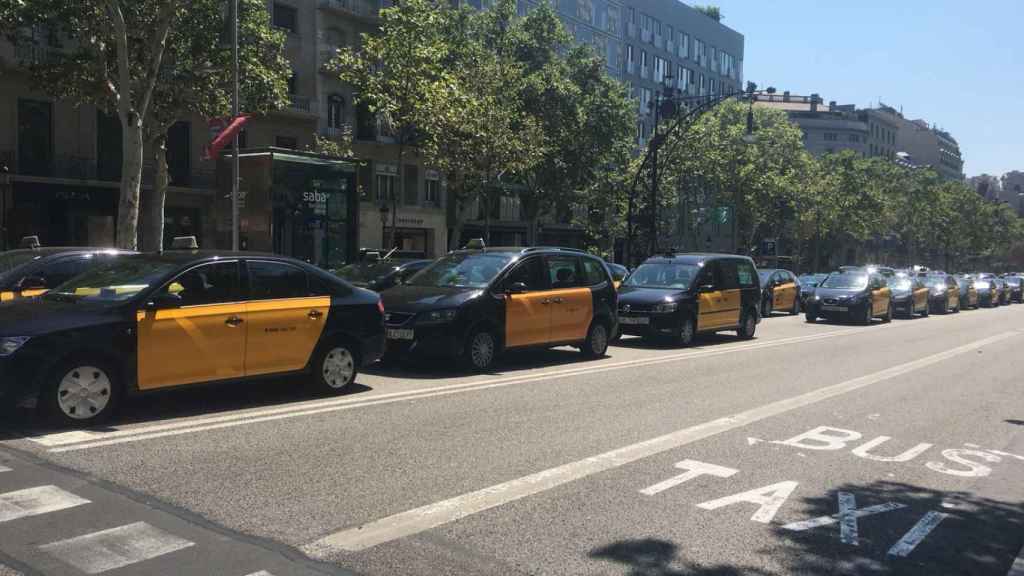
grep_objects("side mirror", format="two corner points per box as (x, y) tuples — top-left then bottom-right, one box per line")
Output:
(17, 276), (47, 290)
(507, 282), (529, 295)
(698, 283), (716, 293)
(147, 292), (182, 309)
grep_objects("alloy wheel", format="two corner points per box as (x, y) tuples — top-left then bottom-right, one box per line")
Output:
(470, 331), (496, 369)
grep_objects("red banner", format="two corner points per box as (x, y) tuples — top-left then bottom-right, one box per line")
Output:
(203, 115), (250, 160)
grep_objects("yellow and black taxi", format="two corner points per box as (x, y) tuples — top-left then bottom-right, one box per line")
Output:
(616, 253), (761, 345)
(804, 269), (893, 324)
(923, 272), (961, 314)
(757, 268), (801, 316)
(973, 273), (1001, 307)
(1002, 275), (1023, 303)
(0, 248), (134, 302)
(890, 273), (930, 318)
(954, 275), (979, 310)
(0, 251), (384, 426)
(379, 243), (618, 371)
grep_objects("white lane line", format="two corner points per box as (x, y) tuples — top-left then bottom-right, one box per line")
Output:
(39, 521), (194, 574)
(47, 327), (885, 453)
(301, 330), (1020, 554)
(0, 465), (11, 473)
(244, 572), (275, 576)
(0, 485), (90, 523)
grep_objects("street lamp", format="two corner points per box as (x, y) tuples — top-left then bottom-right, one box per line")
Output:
(379, 202), (390, 249)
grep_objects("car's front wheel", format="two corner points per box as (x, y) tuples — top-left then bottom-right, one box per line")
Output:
(861, 302), (873, 325)
(41, 358), (120, 427)
(314, 341), (358, 394)
(582, 321), (610, 358)
(462, 327), (498, 372)
(737, 308), (757, 339)
(883, 300), (893, 323)
(676, 315), (696, 347)
(790, 296), (800, 316)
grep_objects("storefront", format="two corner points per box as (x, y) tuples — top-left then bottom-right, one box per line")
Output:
(4, 180), (118, 247)
(219, 148), (359, 269)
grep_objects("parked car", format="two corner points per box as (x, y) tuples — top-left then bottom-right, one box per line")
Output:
(954, 275), (979, 310)
(334, 259), (432, 292)
(1001, 275), (1023, 303)
(922, 273), (961, 314)
(1, 248), (134, 303)
(757, 268), (801, 316)
(973, 274), (1001, 307)
(993, 276), (1011, 305)
(890, 274), (929, 318)
(0, 251), (384, 426)
(617, 253), (761, 345)
(804, 269), (893, 325)
(380, 244), (617, 371)
(605, 262), (630, 290)
(797, 273), (828, 306)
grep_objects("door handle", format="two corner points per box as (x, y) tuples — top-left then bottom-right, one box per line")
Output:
(541, 298), (551, 305)
(308, 310), (324, 320)
(225, 316), (244, 327)
(552, 297), (564, 304)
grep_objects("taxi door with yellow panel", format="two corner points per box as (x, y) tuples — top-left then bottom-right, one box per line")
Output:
(503, 256), (551, 348)
(772, 271), (797, 311)
(870, 275), (891, 316)
(544, 255), (593, 343)
(912, 277), (929, 313)
(136, 260), (246, 390)
(696, 261), (730, 331)
(243, 260), (332, 377)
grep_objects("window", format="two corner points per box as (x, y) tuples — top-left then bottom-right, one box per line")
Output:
(848, 134), (860, 143)
(627, 6), (635, 24)
(327, 94), (345, 129)
(248, 261), (308, 300)
(164, 262), (240, 307)
(309, 272), (343, 296)
(639, 87), (652, 112)
(356, 101), (375, 140)
(272, 3), (298, 33)
(275, 136), (297, 149)
(718, 259), (739, 290)
(504, 257), (545, 291)
(737, 260), (756, 288)
(680, 32), (689, 58)
(582, 258), (609, 286)
(287, 72), (297, 95)
(640, 49), (648, 68)
(823, 132), (838, 142)
(697, 261), (721, 289)
(654, 56), (665, 83)
(17, 99), (53, 176)
(404, 164), (419, 205)
(425, 175), (441, 205)
(626, 44), (634, 63)
(376, 172), (397, 203)
(547, 256), (581, 289)
(38, 256), (93, 288)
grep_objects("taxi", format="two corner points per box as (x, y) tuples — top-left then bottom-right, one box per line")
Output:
(757, 268), (800, 316)
(334, 258), (432, 292)
(0, 247), (133, 302)
(804, 269), (893, 324)
(955, 275), (979, 310)
(923, 273), (960, 314)
(616, 253), (761, 345)
(379, 242), (618, 371)
(973, 273), (1001, 307)
(890, 274), (929, 318)
(1003, 275), (1023, 303)
(0, 251), (384, 426)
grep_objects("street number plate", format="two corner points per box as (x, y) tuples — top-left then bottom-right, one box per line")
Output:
(386, 328), (414, 340)
(822, 305), (848, 312)
(619, 316), (650, 325)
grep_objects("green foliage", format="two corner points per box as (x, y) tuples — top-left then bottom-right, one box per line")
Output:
(692, 5), (723, 22)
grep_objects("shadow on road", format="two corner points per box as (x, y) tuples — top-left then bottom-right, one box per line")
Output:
(364, 347), (604, 380)
(589, 538), (771, 576)
(768, 480), (1024, 575)
(610, 333), (753, 351)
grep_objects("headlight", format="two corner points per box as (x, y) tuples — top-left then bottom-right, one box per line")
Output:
(975, 281), (990, 290)
(416, 309), (458, 325)
(653, 301), (678, 313)
(0, 337), (30, 357)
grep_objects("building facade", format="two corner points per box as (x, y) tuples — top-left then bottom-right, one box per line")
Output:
(867, 105), (964, 180)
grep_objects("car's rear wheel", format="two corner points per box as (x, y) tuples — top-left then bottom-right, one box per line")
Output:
(676, 315), (695, 347)
(42, 358), (120, 427)
(314, 340), (358, 394)
(922, 301), (930, 317)
(883, 300), (893, 323)
(462, 327), (498, 372)
(804, 310), (817, 323)
(761, 298), (772, 318)
(789, 296), (800, 315)
(582, 321), (609, 358)
(861, 303), (873, 325)
(737, 308), (757, 339)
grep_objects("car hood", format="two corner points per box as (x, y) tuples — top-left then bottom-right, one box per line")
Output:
(381, 284), (482, 313)
(617, 286), (691, 306)
(0, 298), (126, 337)
(812, 287), (867, 300)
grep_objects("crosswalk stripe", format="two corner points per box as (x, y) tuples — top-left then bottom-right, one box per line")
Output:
(0, 485), (90, 523)
(39, 521), (194, 574)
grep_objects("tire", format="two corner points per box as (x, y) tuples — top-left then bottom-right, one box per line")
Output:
(805, 310), (817, 323)
(582, 321), (610, 358)
(883, 300), (893, 323)
(789, 296), (800, 316)
(313, 339), (359, 394)
(40, 357), (121, 427)
(461, 327), (498, 372)
(861, 302), (873, 325)
(761, 298), (772, 319)
(676, 314), (696, 347)
(737, 308), (757, 339)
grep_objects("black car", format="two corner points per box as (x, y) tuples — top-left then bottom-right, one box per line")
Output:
(804, 270), (894, 324)
(1, 247), (134, 302)
(923, 273), (961, 314)
(616, 253), (761, 345)
(0, 252), (384, 426)
(334, 259), (432, 292)
(973, 273), (1001, 307)
(380, 245), (617, 371)
(890, 274), (929, 318)
(605, 262), (630, 289)
(1001, 275), (1023, 303)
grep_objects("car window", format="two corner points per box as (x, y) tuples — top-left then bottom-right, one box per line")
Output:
(160, 262), (240, 306)
(718, 259), (739, 290)
(309, 271), (344, 296)
(581, 258), (608, 287)
(248, 261), (309, 300)
(737, 261), (757, 288)
(547, 256), (582, 289)
(503, 257), (546, 291)
(698, 261), (722, 289)
(37, 255), (94, 288)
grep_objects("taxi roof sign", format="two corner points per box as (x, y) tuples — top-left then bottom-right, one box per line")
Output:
(170, 236), (199, 250)
(464, 238), (486, 250)
(19, 235), (41, 249)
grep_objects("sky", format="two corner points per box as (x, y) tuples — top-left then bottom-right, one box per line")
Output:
(710, 0), (1023, 178)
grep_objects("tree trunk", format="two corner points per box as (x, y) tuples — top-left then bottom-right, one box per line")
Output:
(142, 134), (169, 252)
(116, 117), (145, 250)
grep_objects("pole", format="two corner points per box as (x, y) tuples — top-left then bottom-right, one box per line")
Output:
(231, 0), (240, 252)
(649, 94), (659, 256)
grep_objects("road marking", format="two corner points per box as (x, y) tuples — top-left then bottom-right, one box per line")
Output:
(300, 330), (1019, 554)
(0, 465), (10, 473)
(0, 485), (90, 523)
(44, 327), (892, 453)
(39, 521), (194, 574)
(639, 459), (737, 496)
(887, 511), (948, 557)
(244, 572), (275, 576)
(695, 481), (799, 524)
(781, 500), (905, 540)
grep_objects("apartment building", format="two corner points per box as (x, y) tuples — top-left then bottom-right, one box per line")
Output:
(867, 104), (964, 180)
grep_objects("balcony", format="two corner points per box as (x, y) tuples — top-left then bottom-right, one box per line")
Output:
(318, 0), (382, 21)
(319, 43), (341, 72)
(286, 95), (317, 116)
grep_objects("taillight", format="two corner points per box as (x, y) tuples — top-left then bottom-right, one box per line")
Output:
(377, 299), (385, 314)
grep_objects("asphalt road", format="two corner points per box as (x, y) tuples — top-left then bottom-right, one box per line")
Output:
(2, 304), (1024, 575)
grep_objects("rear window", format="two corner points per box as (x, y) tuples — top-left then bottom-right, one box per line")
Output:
(737, 261), (757, 288)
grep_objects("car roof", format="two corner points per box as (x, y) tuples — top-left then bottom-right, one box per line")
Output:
(448, 246), (589, 257)
(2, 247), (134, 258)
(643, 252), (753, 264)
(124, 250), (313, 267)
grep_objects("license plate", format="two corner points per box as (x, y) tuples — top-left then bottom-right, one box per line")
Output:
(619, 316), (650, 325)
(386, 328), (414, 340)
(822, 305), (848, 312)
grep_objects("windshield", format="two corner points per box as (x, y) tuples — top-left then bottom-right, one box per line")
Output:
(0, 251), (42, 282)
(798, 274), (826, 287)
(624, 263), (700, 289)
(892, 278), (913, 291)
(44, 257), (179, 303)
(405, 253), (513, 288)
(335, 263), (399, 285)
(926, 276), (948, 287)
(820, 273), (868, 290)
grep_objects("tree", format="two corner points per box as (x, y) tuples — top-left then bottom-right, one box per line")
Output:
(692, 5), (723, 22)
